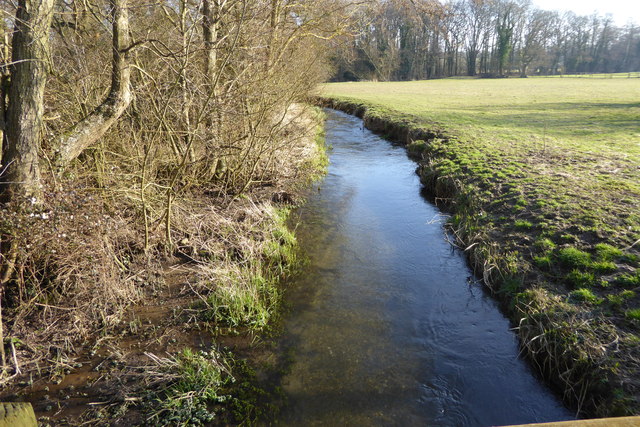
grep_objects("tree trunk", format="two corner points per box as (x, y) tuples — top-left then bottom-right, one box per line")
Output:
(202, 0), (221, 81)
(1, 31), (10, 163)
(467, 49), (477, 76)
(1, 0), (54, 203)
(53, 0), (131, 170)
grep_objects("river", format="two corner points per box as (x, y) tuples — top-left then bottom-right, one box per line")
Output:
(276, 109), (574, 426)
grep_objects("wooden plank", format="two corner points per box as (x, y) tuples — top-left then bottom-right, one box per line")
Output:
(504, 417), (640, 427)
(0, 402), (37, 427)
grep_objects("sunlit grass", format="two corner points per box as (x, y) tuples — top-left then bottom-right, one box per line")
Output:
(321, 78), (640, 248)
(322, 78), (640, 157)
(321, 78), (640, 414)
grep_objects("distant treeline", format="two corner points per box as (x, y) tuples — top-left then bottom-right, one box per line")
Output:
(330, 0), (640, 81)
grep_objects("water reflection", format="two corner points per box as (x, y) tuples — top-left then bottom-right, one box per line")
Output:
(278, 109), (573, 426)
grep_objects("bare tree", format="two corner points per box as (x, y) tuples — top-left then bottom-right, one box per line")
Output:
(52, 0), (131, 170)
(462, 0), (491, 76)
(518, 9), (555, 77)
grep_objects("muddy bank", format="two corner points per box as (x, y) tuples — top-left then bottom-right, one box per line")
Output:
(316, 97), (640, 418)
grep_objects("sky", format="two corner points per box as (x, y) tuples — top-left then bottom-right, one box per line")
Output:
(531, 0), (640, 26)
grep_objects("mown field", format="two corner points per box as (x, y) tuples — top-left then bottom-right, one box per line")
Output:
(321, 77), (640, 416)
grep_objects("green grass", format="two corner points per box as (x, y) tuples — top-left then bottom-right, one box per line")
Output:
(321, 77), (640, 416)
(204, 206), (299, 330)
(565, 269), (596, 289)
(557, 247), (592, 269)
(569, 288), (603, 305)
(146, 349), (229, 425)
(322, 79), (640, 224)
(514, 219), (533, 230)
(322, 78), (640, 272)
(595, 243), (623, 261)
(322, 78), (640, 158)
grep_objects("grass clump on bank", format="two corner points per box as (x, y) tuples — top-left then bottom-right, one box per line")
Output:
(201, 205), (300, 330)
(145, 349), (229, 426)
(320, 77), (640, 417)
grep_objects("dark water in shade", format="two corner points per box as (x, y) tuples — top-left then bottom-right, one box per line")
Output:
(277, 109), (574, 426)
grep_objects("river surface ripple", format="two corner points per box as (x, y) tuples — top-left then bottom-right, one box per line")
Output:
(278, 109), (574, 426)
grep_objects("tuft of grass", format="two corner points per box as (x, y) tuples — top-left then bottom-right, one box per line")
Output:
(565, 270), (596, 289)
(202, 206), (299, 330)
(534, 255), (552, 269)
(407, 140), (428, 158)
(606, 290), (635, 308)
(263, 208), (297, 267)
(535, 238), (557, 252)
(591, 261), (617, 274)
(625, 309), (640, 321)
(620, 253), (639, 266)
(568, 288), (603, 305)
(146, 349), (229, 426)
(557, 247), (592, 269)
(616, 272), (640, 288)
(514, 219), (533, 230)
(499, 277), (523, 297)
(595, 243), (623, 261)
(206, 269), (279, 329)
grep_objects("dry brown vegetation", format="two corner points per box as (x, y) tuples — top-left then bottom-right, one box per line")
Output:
(0, 0), (346, 422)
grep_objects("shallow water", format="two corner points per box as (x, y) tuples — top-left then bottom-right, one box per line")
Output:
(278, 109), (574, 426)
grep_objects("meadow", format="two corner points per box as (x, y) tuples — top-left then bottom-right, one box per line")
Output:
(321, 77), (640, 416)
(322, 78), (640, 248)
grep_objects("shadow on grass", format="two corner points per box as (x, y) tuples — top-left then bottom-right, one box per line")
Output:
(454, 101), (640, 141)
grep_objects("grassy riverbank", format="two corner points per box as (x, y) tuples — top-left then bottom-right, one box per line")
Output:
(321, 78), (640, 417)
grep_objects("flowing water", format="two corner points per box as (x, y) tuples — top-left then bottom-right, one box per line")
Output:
(277, 109), (574, 426)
